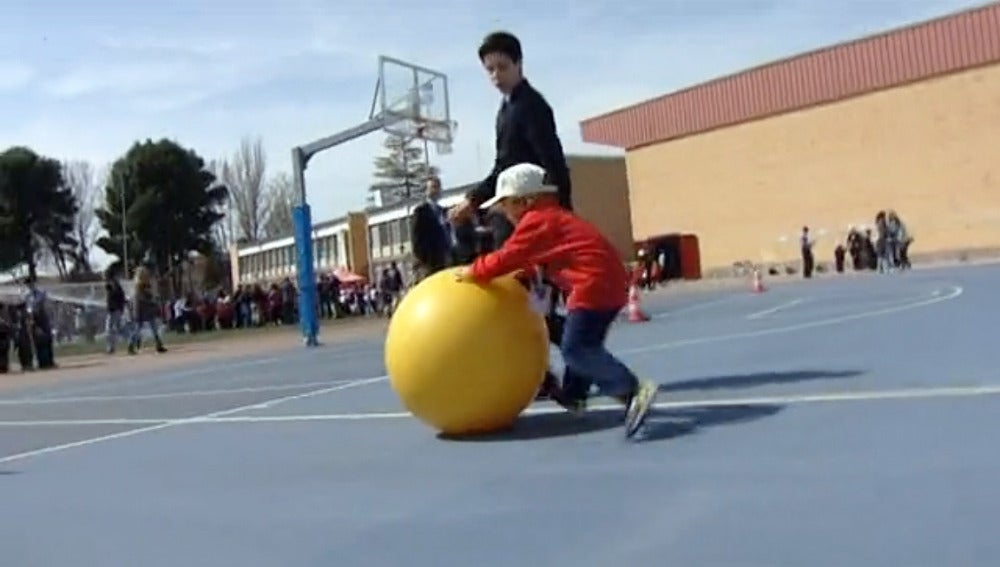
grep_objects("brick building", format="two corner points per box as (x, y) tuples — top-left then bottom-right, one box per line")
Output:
(579, 4), (1000, 274)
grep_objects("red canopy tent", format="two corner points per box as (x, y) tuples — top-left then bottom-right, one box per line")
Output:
(331, 266), (366, 285)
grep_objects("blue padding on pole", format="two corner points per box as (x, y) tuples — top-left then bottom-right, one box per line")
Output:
(293, 204), (319, 346)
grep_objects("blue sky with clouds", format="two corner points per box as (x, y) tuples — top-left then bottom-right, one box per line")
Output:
(0, 0), (986, 257)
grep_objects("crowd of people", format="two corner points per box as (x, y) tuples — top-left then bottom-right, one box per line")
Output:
(811, 209), (913, 278)
(0, 257), (411, 373)
(0, 278), (57, 373)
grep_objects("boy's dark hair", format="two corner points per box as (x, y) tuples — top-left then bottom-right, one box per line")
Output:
(478, 31), (522, 63)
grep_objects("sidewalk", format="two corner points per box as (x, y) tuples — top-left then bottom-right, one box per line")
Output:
(0, 316), (390, 393)
(644, 253), (1000, 297)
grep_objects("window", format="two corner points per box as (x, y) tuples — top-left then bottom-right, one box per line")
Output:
(389, 220), (401, 253)
(379, 223), (391, 258)
(400, 217), (411, 244)
(397, 217), (411, 253)
(369, 225), (381, 259)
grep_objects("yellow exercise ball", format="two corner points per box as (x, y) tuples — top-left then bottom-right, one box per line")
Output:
(385, 266), (550, 436)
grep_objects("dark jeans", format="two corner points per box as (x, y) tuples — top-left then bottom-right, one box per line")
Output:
(487, 211), (579, 392)
(560, 308), (638, 399)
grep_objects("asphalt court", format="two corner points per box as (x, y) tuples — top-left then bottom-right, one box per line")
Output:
(1, 263), (999, 566)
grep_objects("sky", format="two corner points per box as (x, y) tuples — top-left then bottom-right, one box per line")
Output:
(0, 0), (988, 271)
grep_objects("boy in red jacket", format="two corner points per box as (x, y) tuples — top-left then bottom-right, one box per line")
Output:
(455, 163), (658, 439)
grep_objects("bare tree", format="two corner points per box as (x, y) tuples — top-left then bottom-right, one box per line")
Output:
(263, 172), (296, 239)
(223, 136), (270, 244)
(62, 159), (101, 276)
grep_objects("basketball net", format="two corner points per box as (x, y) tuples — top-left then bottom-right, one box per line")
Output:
(412, 122), (453, 156)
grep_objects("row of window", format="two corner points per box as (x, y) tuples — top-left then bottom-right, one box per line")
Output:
(237, 234), (342, 282)
(235, 214), (422, 284)
(369, 217), (412, 260)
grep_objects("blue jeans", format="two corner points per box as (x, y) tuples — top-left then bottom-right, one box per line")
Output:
(561, 308), (639, 399)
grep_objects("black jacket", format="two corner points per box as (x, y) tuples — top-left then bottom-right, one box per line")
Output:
(467, 79), (572, 210)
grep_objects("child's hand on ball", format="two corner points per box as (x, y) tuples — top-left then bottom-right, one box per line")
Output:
(454, 267), (471, 282)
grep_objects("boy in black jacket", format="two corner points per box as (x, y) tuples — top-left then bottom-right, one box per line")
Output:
(449, 31), (572, 224)
(448, 31), (577, 400)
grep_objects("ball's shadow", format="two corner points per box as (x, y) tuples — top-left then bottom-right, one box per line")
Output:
(438, 403), (784, 443)
(438, 410), (623, 442)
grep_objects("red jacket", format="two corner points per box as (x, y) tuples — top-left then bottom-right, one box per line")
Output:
(470, 201), (629, 311)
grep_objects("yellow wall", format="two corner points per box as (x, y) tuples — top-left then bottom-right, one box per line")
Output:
(228, 244), (240, 287)
(626, 62), (1000, 271)
(346, 212), (370, 277)
(568, 155), (634, 260)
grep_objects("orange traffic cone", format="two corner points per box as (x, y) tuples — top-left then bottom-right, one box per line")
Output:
(751, 268), (766, 293)
(626, 285), (651, 322)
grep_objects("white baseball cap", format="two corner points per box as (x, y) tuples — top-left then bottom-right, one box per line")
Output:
(479, 163), (558, 210)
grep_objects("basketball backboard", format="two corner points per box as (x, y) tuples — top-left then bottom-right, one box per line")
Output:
(375, 55), (456, 153)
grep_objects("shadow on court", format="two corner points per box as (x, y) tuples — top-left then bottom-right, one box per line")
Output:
(639, 404), (784, 442)
(439, 403), (783, 443)
(660, 369), (863, 393)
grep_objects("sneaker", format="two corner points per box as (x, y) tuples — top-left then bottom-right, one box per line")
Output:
(624, 380), (658, 439)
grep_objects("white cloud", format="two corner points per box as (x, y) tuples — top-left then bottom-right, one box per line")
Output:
(0, 61), (35, 91)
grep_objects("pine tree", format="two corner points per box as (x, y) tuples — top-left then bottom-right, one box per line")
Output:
(368, 134), (439, 207)
(0, 146), (79, 281)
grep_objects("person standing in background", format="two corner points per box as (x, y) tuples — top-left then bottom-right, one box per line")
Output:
(128, 260), (167, 354)
(410, 175), (456, 281)
(104, 269), (128, 354)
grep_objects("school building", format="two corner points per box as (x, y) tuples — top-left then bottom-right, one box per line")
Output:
(228, 154), (632, 285)
(579, 4), (1000, 275)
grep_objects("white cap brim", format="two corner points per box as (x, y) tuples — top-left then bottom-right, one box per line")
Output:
(479, 195), (504, 210)
(479, 183), (558, 210)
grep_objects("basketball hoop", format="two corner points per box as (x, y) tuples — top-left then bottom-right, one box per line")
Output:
(376, 55), (455, 151)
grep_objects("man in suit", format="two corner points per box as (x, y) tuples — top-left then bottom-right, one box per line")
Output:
(448, 30), (575, 400)
(410, 175), (456, 282)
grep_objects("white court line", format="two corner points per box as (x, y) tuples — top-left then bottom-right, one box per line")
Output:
(651, 294), (745, 319)
(745, 298), (805, 320)
(0, 419), (169, 426)
(190, 382), (1000, 420)
(0, 285), (964, 462)
(620, 285), (962, 355)
(18, 355), (284, 400)
(15, 342), (385, 401)
(0, 380), (358, 406)
(0, 375), (388, 465)
(5, 382), (1000, 427)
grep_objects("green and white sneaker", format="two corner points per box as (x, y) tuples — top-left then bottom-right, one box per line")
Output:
(624, 380), (658, 439)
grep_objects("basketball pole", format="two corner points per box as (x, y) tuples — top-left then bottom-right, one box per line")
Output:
(289, 54), (449, 348)
(290, 115), (398, 347)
